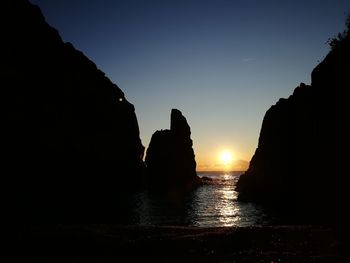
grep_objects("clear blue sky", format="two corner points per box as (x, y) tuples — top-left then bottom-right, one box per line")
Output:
(30, 0), (349, 170)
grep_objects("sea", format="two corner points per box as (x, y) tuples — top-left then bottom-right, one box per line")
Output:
(124, 171), (271, 227)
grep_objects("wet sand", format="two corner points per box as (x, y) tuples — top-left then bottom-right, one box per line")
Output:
(18, 224), (347, 262)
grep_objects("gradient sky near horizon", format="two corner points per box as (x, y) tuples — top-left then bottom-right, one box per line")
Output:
(31, 0), (349, 171)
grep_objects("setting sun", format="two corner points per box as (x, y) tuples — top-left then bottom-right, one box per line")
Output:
(220, 150), (234, 165)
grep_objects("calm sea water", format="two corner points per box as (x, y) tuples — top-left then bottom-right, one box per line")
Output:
(126, 172), (269, 227)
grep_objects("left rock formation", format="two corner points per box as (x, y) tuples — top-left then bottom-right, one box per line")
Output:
(5, 0), (145, 220)
(145, 109), (199, 192)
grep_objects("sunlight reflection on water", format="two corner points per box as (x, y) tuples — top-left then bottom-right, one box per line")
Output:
(133, 172), (268, 227)
(189, 172), (268, 227)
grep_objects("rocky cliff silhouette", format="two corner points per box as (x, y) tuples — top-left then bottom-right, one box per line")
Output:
(236, 20), (349, 223)
(5, 1), (145, 220)
(145, 109), (199, 192)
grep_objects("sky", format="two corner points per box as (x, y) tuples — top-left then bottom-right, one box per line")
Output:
(30, 0), (349, 171)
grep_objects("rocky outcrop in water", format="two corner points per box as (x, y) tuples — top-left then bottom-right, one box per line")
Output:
(236, 21), (349, 222)
(5, 0), (145, 220)
(145, 109), (199, 192)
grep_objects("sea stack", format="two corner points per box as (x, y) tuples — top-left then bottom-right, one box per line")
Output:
(145, 109), (199, 192)
(236, 21), (349, 223)
(6, 0), (145, 219)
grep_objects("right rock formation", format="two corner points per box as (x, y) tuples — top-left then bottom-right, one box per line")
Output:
(145, 109), (199, 192)
(236, 20), (349, 222)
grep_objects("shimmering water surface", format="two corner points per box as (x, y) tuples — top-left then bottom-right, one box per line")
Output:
(128, 172), (269, 227)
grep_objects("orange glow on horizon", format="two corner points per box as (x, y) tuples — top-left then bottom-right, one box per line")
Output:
(194, 145), (250, 172)
(220, 150), (234, 165)
(196, 148), (249, 172)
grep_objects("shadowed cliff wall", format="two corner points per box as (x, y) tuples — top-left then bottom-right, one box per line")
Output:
(4, 0), (145, 220)
(236, 21), (349, 223)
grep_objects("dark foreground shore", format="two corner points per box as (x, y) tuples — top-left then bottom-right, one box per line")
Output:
(17, 224), (347, 262)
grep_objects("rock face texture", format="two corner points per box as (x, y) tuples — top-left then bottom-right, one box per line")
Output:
(5, 1), (145, 219)
(236, 24), (349, 222)
(145, 109), (199, 191)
